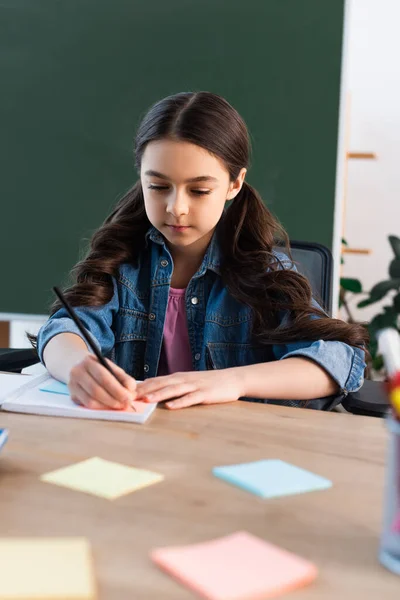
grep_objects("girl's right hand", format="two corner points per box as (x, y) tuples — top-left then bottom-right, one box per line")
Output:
(68, 355), (137, 410)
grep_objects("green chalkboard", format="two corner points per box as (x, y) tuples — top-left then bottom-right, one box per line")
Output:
(0, 0), (344, 315)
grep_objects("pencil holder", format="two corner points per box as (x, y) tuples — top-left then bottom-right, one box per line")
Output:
(379, 413), (400, 575)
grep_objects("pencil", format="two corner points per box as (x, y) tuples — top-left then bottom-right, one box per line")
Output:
(52, 286), (136, 411)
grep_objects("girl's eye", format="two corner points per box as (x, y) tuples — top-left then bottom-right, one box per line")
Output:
(148, 184), (169, 192)
(192, 189), (211, 196)
(147, 185), (211, 196)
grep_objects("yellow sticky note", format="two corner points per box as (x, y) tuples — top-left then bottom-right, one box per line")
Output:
(0, 537), (96, 600)
(40, 457), (164, 500)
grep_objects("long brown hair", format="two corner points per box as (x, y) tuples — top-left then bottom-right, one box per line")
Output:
(29, 91), (368, 349)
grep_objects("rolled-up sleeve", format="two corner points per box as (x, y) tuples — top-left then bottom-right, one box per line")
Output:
(273, 340), (366, 394)
(37, 278), (119, 364)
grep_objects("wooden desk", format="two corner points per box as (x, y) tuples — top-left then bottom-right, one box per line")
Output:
(0, 403), (398, 599)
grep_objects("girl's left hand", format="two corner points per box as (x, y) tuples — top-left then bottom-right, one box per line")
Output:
(135, 368), (243, 409)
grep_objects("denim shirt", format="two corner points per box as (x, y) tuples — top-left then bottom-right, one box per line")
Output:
(37, 227), (366, 410)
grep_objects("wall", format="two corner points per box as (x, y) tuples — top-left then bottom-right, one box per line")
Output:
(343, 0), (400, 322)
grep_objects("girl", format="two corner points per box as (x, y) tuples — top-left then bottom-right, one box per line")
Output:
(34, 92), (367, 411)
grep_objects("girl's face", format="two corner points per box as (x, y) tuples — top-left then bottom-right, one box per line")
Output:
(141, 139), (246, 252)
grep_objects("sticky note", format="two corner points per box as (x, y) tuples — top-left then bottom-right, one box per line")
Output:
(151, 531), (317, 600)
(213, 459), (332, 499)
(0, 428), (8, 452)
(0, 537), (96, 599)
(40, 380), (70, 395)
(41, 457), (163, 500)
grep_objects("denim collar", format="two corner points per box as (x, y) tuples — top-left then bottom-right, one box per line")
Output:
(145, 226), (221, 276)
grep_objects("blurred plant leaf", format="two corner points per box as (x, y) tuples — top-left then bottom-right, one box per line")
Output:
(394, 293), (400, 313)
(340, 235), (400, 376)
(389, 235), (400, 259)
(389, 260), (400, 279)
(368, 307), (397, 338)
(340, 278), (362, 293)
(357, 280), (400, 307)
(372, 354), (384, 371)
(369, 338), (378, 357)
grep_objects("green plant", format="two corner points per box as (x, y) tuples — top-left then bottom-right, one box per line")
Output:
(356, 235), (400, 371)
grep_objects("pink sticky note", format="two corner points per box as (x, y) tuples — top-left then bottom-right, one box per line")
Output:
(116, 401), (150, 414)
(151, 531), (317, 600)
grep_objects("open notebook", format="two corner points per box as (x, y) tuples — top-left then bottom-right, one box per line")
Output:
(0, 373), (157, 424)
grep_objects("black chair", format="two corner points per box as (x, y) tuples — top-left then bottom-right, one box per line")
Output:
(0, 347), (38, 373)
(0, 241), (389, 416)
(275, 240), (388, 417)
(275, 240), (333, 315)
(341, 379), (388, 417)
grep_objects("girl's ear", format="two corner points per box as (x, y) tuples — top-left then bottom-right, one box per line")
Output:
(226, 168), (247, 201)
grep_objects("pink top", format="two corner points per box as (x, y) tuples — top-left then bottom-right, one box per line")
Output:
(157, 287), (193, 376)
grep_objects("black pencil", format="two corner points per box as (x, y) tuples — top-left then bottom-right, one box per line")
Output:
(52, 286), (136, 411)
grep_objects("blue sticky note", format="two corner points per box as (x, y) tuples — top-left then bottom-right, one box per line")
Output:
(39, 380), (70, 396)
(0, 429), (9, 452)
(212, 459), (332, 499)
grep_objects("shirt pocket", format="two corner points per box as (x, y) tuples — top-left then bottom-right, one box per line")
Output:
(113, 308), (148, 379)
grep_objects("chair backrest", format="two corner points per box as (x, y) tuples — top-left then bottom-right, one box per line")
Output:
(274, 240), (333, 315)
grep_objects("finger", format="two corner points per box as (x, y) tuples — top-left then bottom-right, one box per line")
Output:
(85, 355), (137, 398)
(166, 392), (204, 410)
(87, 399), (108, 410)
(70, 381), (109, 410)
(76, 366), (126, 410)
(136, 374), (183, 396)
(69, 382), (84, 406)
(137, 383), (197, 404)
(104, 358), (137, 395)
(84, 358), (133, 407)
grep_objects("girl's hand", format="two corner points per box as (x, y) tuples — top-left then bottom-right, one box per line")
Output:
(135, 368), (243, 409)
(68, 355), (137, 410)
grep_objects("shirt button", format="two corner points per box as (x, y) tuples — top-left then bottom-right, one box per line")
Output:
(144, 364), (149, 373)
(149, 313), (156, 321)
(195, 353), (201, 361)
(191, 297), (199, 305)
(160, 259), (168, 267)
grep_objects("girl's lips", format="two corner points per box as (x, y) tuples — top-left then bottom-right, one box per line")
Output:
(167, 225), (191, 231)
